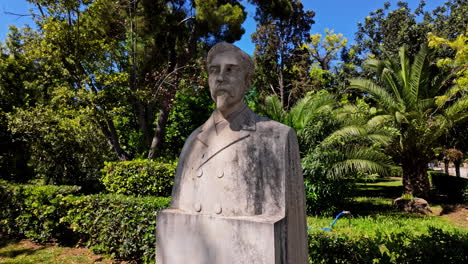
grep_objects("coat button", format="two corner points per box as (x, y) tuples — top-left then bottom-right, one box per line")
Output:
(194, 203), (202, 212)
(197, 168), (203, 177)
(215, 204), (222, 214)
(217, 171), (224, 178)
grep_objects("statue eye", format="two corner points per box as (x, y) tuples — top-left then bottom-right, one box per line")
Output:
(209, 66), (219, 74)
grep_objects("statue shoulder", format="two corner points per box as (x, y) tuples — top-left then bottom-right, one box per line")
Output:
(254, 113), (295, 135)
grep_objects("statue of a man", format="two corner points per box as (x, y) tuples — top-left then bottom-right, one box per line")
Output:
(157, 43), (308, 264)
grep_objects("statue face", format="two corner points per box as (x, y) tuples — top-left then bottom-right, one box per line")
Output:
(208, 51), (247, 113)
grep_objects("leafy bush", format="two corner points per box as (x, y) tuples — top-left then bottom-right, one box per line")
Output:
(0, 181), (170, 263)
(428, 171), (467, 202)
(302, 151), (356, 216)
(101, 159), (176, 196)
(308, 227), (468, 264)
(62, 194), (170, 263)
(7, 94), (115, 190)
(162, 83), (214, 158)
(0, 181), (81, 241)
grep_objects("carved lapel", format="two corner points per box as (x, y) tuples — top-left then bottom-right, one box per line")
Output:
(195, 107), (256, 168)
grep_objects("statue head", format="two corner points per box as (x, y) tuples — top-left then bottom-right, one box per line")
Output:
(206, 43), (254, 114)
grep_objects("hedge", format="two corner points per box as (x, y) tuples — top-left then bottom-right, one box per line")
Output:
(0, 181), (170, 263)
(101, 159), (176, 197)
(308, 227), (468, 264)
(0, 181), (81, 241)
(428, 171), (468, 202)
(62, 194), (170, 263)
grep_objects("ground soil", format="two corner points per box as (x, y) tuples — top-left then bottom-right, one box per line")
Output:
(438, 205), (468, 228)
(0, 233), (130, 264)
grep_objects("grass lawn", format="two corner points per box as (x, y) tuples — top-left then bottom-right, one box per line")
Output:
(0, 234), (120, 264)
(307, 177), (468, 236)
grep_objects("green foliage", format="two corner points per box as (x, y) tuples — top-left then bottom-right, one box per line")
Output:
(7, 87), (115, 190)
(428, 171), (467, 202)
(62, 194), (170, 263)
(0, 181), (170, 263)
(261, 91), (393, 215)
(308, 227), (468, 264)
(101, 159), (176, 197)
(304, 176), (355, 216)
(252, 0), (315, 108)
(353, 0), (467, 60)
(0, 26), (42, 182)
(0, 181), (81, 241)
(303, 28), (348, 71)
(349, 44), (467, 197)
(162, 82), (214, 158)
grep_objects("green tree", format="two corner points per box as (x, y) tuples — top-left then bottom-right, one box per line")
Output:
(7, 88), (115, 189)
(251, 0), (315, 109)
(0, 26), (43, 182)
(303, 29), (348, 71)
(301, 28), (350, 92)
(260, 91), (393, 214)
(23, 0), (247, 161)
(349, 45), (468, 197)
(353, 0), (467, 61)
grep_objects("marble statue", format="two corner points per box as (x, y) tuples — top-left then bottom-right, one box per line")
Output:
(156, 42), (308, 264)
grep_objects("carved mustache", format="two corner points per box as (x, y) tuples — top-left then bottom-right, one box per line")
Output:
(213, 85), (233, 97)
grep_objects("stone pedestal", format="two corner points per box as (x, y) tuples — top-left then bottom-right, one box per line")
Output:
(156, 209), (287, 264)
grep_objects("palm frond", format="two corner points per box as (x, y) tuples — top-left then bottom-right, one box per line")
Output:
(364, 58), (385, 74)
(381, 68), (402, 101)
(399, 45), (410, 90)
(407, 45), (429, 106)
(262, 95), (286, 124)
(445, 95), (468, 122)
(327, 147), (391, 178)
(418, 98), (435, 112)
(289, 92), (335, 131)
(366, 133), (394, 145)
(348, 78), (400, 112)
(323, 125), (367, 144)
(366, 114), (393, 128)
(435, 84), (461, 107)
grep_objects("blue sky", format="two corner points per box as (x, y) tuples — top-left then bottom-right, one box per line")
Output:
(0, 0), (447, 55)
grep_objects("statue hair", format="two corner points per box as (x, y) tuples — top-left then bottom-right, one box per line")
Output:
(206, 42), (255, 88)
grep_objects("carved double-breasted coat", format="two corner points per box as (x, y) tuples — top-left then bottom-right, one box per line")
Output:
(170, 106), (308, 263)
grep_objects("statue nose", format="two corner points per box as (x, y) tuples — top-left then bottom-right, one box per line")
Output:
(216, 72), (225, 82)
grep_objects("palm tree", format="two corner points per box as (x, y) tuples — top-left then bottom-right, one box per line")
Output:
(260, 90), (393, 179)
(348, 45), (468, 197)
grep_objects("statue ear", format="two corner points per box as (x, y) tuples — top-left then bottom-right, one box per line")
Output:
(245, 72), (252, 91)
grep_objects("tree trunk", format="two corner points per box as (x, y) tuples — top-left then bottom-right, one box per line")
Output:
(97, 114), (131, 161)
(454, 161), (461, 177)
(444, 158), (449, 174)
(402, 160), (431, 198)
(402, 171), (411, 194)
(147, 106), (170, 159)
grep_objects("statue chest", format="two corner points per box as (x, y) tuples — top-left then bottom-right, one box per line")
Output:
(176, 132), (286, 216)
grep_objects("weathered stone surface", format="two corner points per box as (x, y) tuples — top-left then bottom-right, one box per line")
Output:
(157, 209), (281, 264)
(156, 43), (308, 264)
(393, 197), (432, 215)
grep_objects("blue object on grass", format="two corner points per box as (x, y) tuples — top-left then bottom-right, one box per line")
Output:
(319, 211), (351, 231)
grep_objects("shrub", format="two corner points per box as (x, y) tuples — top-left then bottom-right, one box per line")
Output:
(0, 181), (170, 263)
(0, 181), (80, 241)
(62, 194), (170, 263)
(101, 159), (176, 196)
(302, 153), (356, 216)
(428, 171), (467, 202)
(304, 177), (355, 216)
(308, 227), (468, 264)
